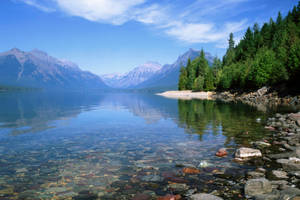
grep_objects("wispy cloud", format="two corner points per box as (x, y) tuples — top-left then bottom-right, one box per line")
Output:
(17, 0), (55, 12)
(13, 0), (251, 47)
(165, 20), (247, 45)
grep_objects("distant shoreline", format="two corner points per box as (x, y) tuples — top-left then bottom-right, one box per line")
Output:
(156, 90), (215, 100)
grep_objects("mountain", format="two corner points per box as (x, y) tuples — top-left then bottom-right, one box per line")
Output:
(101, 61), (162, 88)
(0, 48), (108, 90)
(134, 49), (214, 90)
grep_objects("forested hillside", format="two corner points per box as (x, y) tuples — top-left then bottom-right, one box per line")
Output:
(179, 2), (300, 93)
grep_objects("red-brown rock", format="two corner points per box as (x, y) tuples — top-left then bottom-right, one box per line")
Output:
(157, 194), (181, 200)
(216, 148), (228, 157)
(182, 167), (200, 174)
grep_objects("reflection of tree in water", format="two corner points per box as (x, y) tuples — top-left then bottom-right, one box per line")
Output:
(177, 99), (270, 146)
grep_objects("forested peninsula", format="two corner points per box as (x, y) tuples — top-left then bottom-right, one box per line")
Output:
(178, 3), (300, 94)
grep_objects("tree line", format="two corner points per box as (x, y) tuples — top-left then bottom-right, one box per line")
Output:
(179, 2), (300, 92)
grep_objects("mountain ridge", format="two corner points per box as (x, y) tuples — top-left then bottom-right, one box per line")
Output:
(134, 49), (214, 89)
(101, 61), (162, 88)
(0, 48), (108, 90)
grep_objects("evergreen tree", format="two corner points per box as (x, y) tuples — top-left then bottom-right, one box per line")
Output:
(178, 66), (188, 90)
(186, 59), (195, 89)
(223, 33), (235, 65)
(178, 2), (300, 92)
(196, 50), (209, 77)
(193, 76), (204, 91)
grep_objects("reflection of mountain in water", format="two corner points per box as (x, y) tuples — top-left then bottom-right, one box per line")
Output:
(98, 93), (178, 124)
(0, 92), (180, 135)
(0, 92), (105, 135)
(0, 91), (270, 143)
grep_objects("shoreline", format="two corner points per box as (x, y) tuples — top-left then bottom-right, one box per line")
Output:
(156, 90), (215, 100)
(157, 87), (300, 199)
(157, 87), (300, 111)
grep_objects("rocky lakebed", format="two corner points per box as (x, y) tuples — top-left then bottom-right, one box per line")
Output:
(0, 90), (299, 200)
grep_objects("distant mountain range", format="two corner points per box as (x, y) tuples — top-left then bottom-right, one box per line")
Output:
(101, 49), (214, 90)
(0, 48), (214, 91)
(101, 61), (162, 88)
(0, 48), (108, 90)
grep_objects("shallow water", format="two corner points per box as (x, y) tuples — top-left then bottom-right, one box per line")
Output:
(0, 91), (273, 199)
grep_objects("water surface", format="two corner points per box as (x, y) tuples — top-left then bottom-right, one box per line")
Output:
(0, 91), (272, 199)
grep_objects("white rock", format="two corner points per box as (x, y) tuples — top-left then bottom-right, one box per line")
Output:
(235, 147), (262, 160)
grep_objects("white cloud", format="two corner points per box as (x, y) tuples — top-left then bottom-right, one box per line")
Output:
(165, 22), (221, 43)
(165, 20), (248, 47)
(18, 0), (55, 12)
(14, 0), (250, 47)
(55, 0), (146, 25)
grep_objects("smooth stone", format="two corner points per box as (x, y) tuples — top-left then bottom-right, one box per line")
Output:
(277, 158), (300, 171)
(235, 147), (262, 160)
(245, 178), (272, 196)
(247, 171), (265, 178)
(215, 148), (228, 157)
(271, 170), (288, 180)
(268, 152), (294, 159)
(296, 147), (300, 158)
(198, 161), (211, 168)
(279, 187), (300, 199)
(189, 193), (223, 200)
(289, 171), (300, 178)
(253, 141), (271, 148)
(253, 190), (280, 200)
(167, 183), (189, 192)
(157, 194), (181, 200)
(289, 113), (300, 122)
(270, 180), (289, 188)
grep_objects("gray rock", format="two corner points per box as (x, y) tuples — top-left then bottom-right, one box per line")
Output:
(268, 152), (293, 159)
(235, 147), (262, 160)
(257, 87), (269, 96)
(245, 178), (272, 196)
(253, 141), (271, 148)
(296, 147), (300, 158)
(189, 193), (223, 200)
(167, 183), (189, 192)
(253, 190), (280, 200)
(279, 186), (300, 199)
(247, 171), (265, 178)
(271, 170), (288, 180)
(270, 180), (289, 189)
(277, 158), (300, 171)
(288, 171), (300, 178)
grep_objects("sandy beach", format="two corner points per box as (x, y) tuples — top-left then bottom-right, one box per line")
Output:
(156, 90), (215, 100)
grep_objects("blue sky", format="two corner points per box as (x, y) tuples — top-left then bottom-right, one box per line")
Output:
(0, 0), (297, 74)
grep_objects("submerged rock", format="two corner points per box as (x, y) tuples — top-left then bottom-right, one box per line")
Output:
(271, 170), (288, 180)
(189, 193), (223, 200)
(235, 147), (262, 161)
(215, 148), (228, 157)
(244, 178), (272, 196)
(182, 167), (200, 174)
(253, 141), (271, 148)
(277, 158), (300, 171)
(198, 161), (210, 168)
(157, 194), (181, 200)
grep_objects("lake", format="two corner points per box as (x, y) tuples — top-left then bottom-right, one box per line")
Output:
(0, 91), (275, 199)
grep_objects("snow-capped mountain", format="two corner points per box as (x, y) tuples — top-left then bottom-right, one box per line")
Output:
(134, 49), (214, 89)
(101, 61), (162, 88)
